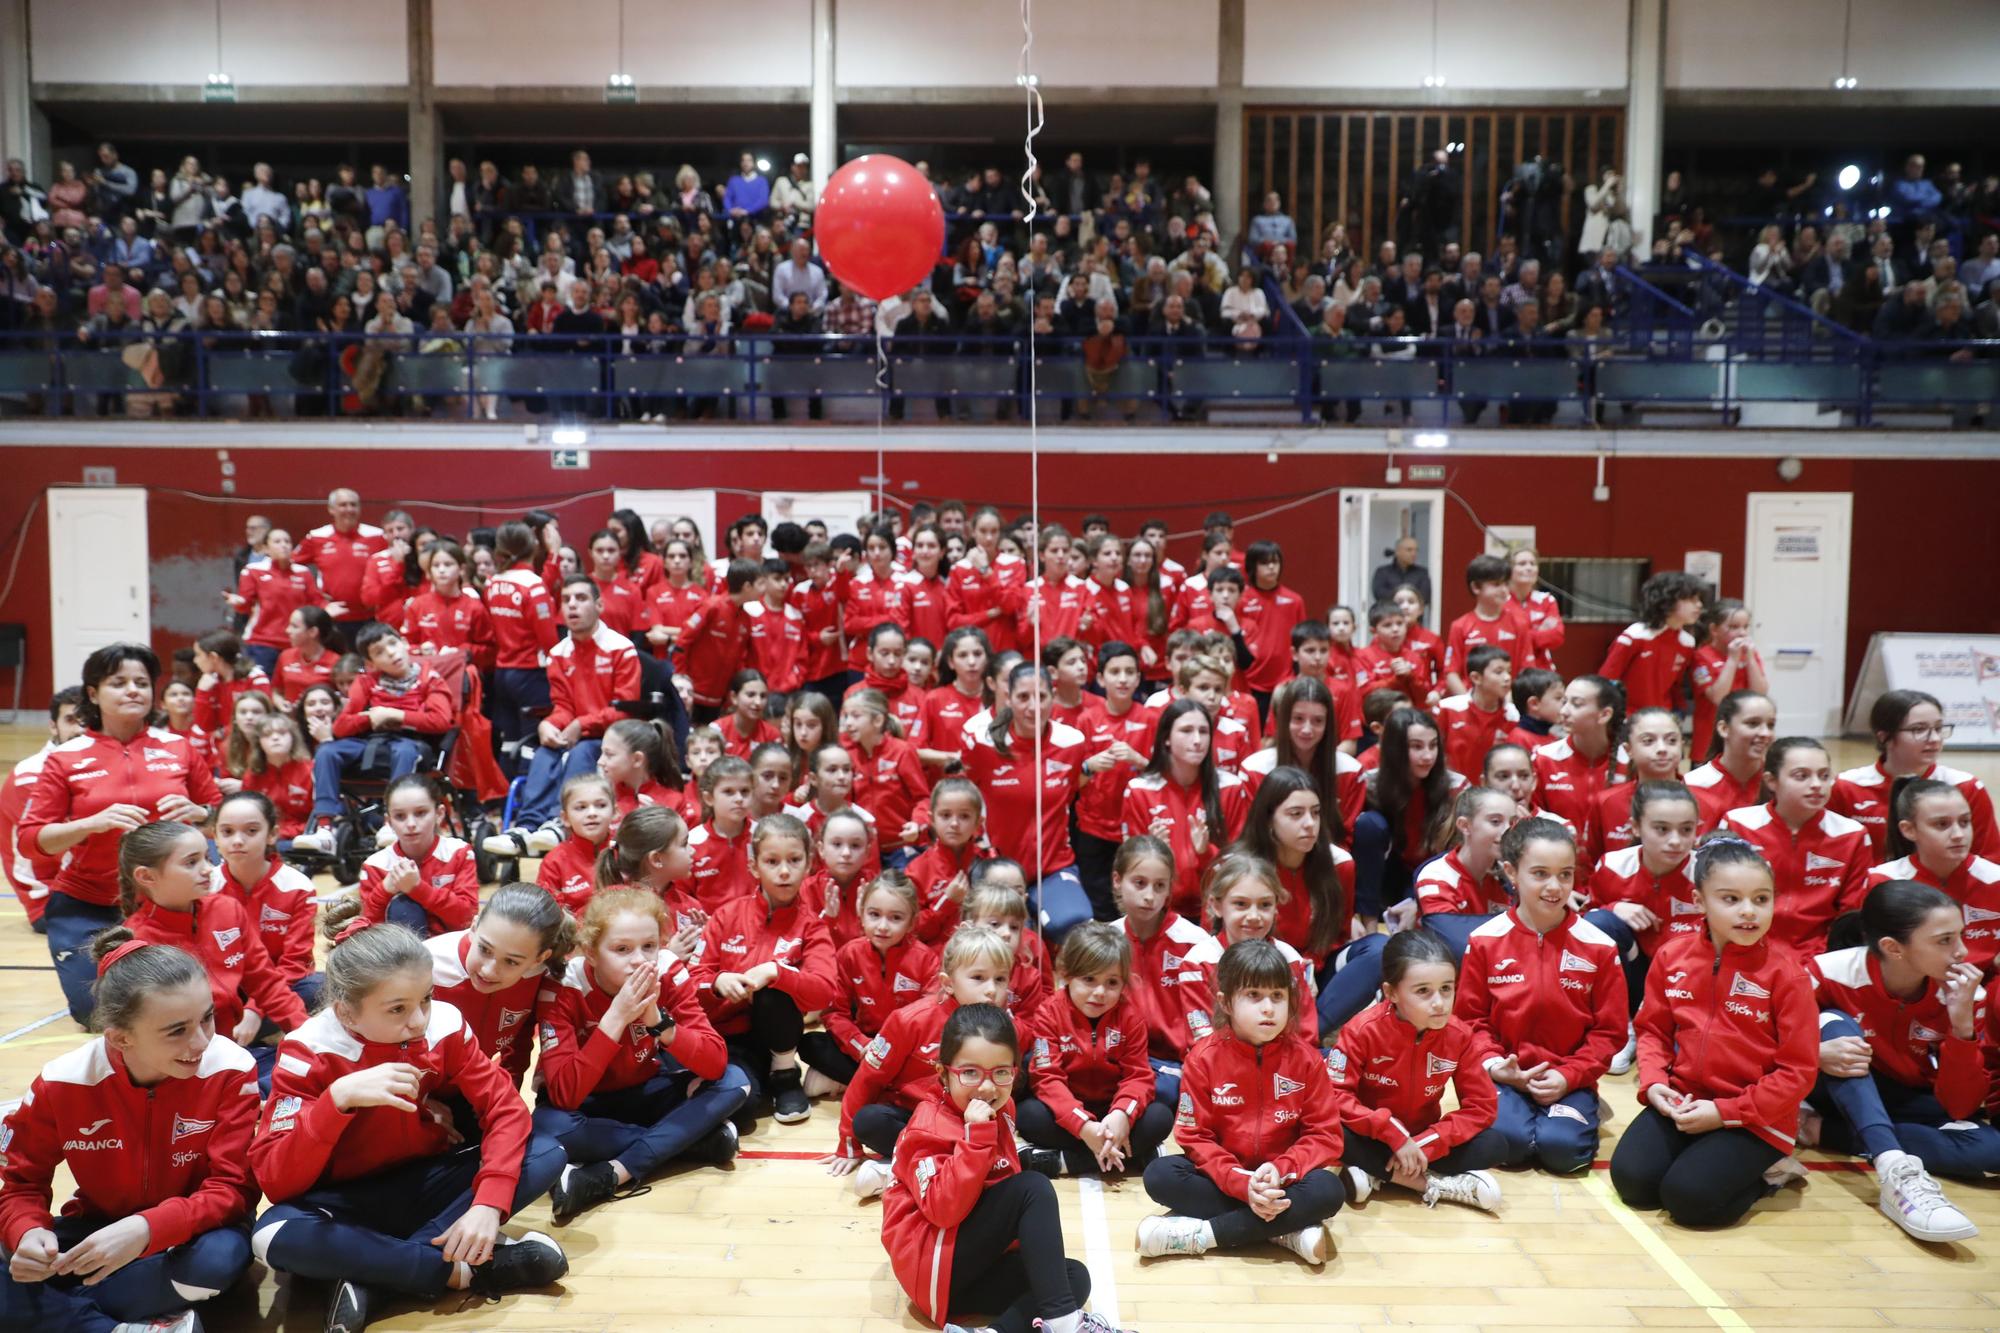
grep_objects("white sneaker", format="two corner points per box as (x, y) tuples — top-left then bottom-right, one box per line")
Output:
(1134, 1213), (1210, 1257)
(1796, 1103), (1823, 1148)
(1875, 1149), (1978, 1242)
(1344, 1164), (1374, 1204)
(526, 824), (563, 855)
(1762, 1155), (1809, 1190)
(374, 824), (396, 849)
(482, 828), (530, 857)
(802, 1068), (844, 1099)
(291, 825), (338, 855)
(113, 1314), (201, 1333)
(1608, 1026), (1638, 1076)
(1274, 1223), (1330, 1266)
(1422, 1170), (1502, 1212)
(850, 1158), (892, 1199)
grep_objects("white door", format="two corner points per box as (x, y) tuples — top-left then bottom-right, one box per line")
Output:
(1336, 489), (1444, 627)
(48, 487), (150, 689)
(1744, 491), (1853, 736)
(611, 489), (718, 561)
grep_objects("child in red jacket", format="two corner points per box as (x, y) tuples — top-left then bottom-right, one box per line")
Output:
(880, 1003), (1128, 1333)
(830, 924), (1013, 1198)
(1456, 818), (1626, 1174)
(1609, 835), (1819, 1228)
(1328, 929), (1506, 1212)
(691, 813), (839, 1126)
(598, 718), (686, 827)
(344, 775), (479, 939)
(250, 923), (568, 1329)
(800, 808), (879, 950)
(676, 559), (759, 719)
(427, 884), (572, 1089)
(908, 776), (988, 944)
(535, 774), (619, 915)
(1112, 834), (1216, 1107)
(1018, 922), (1172, 1178)
(841, 685), (933, 861)
(799, 871), (938, 1098)
(1137, 938), (1347, 1266)
(716, 668), (780, 758)
(212, 790), (320, 1009)
(244, 713), (315, 839)
(534, 888), (751, 1222)
(296, 623), (456, 851)
(1719, 736), (1872, 953)
(0, 935), (260, 1333)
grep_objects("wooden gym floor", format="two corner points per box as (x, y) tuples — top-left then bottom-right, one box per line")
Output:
(1, 724), (1997, 1333)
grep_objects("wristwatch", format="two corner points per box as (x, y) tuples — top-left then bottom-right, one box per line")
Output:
(646, 1015), (676, 1040)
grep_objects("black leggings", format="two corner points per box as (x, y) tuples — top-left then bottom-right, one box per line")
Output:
(1071, 829), (1122, 921)
(1015, 1095), (1175, 1175)
(1342, 1125), (1510, 1181)
(948, 1172), (1090, 1333)
(798, 1031), (860, 1085)
(853, 1103), (915, 1158)
(1609, 1106), (1783, 1228)
(723, 989), (809, 1100)
(1141, 1155), (1346, 1249)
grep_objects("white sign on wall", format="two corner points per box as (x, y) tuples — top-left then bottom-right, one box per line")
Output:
(1845, 633), (2000, 749)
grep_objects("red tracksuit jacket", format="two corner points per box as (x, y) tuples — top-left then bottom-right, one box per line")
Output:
(194, 667), (273, 738)
(1027, 990), (1154, 1132)
(684, 819), (755, 912)
(1831, 759), (2000, 862)
(1185, 931), (1319, 1045)
(1594, 778), (1647, 865)
(908, 839), (985, 946)
(846, 735), (932, 852)
(824, 935), (941, 1062)
(1414, 849), (1510, 918)
(692, 890), (840, 1035)
(1532, 736), (1613, 850)
(535, 954), (727, 1106)
(252, 1002), (533, 1214)
(881, 1091), (1021, 1325)
(900, 569), (951, 647)
(1120, 769), (1252, 919)
(1443, 607), (1529, 680)
(838, 568), (910, 672)
(0, 1036), (260, 1255)
(1242, 745), (1367, 836)
(1436, 692), (1518, 784)
(361, 550), (418, 632)
(1808, 945), (1991, 1120)
(275, 647), (339, 703)
(743, 599), (808, 696)
(1238, 583), (1307, 695)
(1507, 587), (1564, 671)
(1599, 622), (1696, 713)
(124, 896), (308, 1037)
(401, 588), (497, 674)
(1864, 853), (2000, 973)
(1588, 845), (1700, 957)
(484, 568), (562, 671)
(244, 758), (313, 838)
(1457, 908), (1627, 1091)
(295, 521), (386, 609)
(1329, 1000), (1498, 1161)
(1019, 576), (1083, 646)
(1632, 931), (1819, 1153)
(1273, 853), (1356, 968)
(1719, 802), (1871, 953)
(210, 857), (318, 984)
(17, 728), (225, 907)
(921, 685), (986, 764)
(850, 669), (926, 742)
(1120, 911), (1224, 1061)
(351, 835), (480, 937)
(717, 711), (781, 761)
(786, 577), (844, 682)
(0, 743), (57, 921)
(1076, 696), (1155, 842)
(945, 553), (1027, 656)
(801, 867), (872, 950)
(237, 559), (325, 649)
(428, 929), (551, 1087)
(677, 593), (752, 707)
(331, 662), (456, 740)
(1073, 576), (1140, 655)
(1173, 1029), (1345, 1197)
(535, 834), (604, 916)
(547, 622), (642, 738)
(838, 992), (959, 1156)
(958, 719), (1090, 880)
(1683, 759), (1766, 833)
(1352, 641), (1433, 705)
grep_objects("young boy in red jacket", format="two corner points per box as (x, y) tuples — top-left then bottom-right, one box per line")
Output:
(1443, 554), (1528, 696)
(678, 559), (760, 723)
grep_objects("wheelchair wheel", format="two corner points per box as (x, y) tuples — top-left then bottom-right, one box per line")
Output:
(469, 813), (508, 886)
(331, 820), (366, 886)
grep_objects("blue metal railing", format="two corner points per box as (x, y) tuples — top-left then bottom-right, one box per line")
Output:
(0, 326), (1992, 426)
(1680, 250), (1868, 363)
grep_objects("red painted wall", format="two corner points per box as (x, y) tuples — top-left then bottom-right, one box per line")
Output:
(1, 442), (1995, 705)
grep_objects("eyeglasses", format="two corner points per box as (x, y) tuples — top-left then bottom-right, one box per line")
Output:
(1898, 724), (1955, 740)
(947, 1065), (1018, 1087)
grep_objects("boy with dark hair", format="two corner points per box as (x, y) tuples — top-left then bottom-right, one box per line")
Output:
(1436, 644), (1517, 779)
(1442, 554), (1527, 695)
(1506, 667), (1563, 751)
(680, 559), (762, 721)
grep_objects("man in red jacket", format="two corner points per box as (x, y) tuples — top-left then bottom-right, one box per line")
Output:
(294, 623), (457, 852)
(293, 487), (387, 642)
(487, 575), (641, 857)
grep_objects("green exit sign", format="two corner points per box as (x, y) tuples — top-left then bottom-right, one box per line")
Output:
(203, 83), (237, 103)
(604, 85), (637, 105)
(1407, 464), (1445, 481)
(551, 448), (590, 469)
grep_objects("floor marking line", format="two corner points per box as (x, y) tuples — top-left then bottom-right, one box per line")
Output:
(1076, 1175), (1120, 1325)
(0, 1009), (68, 1045)
(1581, 1170), (1754, 1333)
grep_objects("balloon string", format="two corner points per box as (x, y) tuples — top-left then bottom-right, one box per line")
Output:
(1020, 0), (1047, 897)
(874, 322), (887, 522)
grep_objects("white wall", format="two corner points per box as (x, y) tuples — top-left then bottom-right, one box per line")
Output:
(1666, 0), (2000, 89)
(1245, 0), (1629, 90)
(433, 0), (812, 87)
(836, 0), (1218, 88)
(30, 0), (406, 86)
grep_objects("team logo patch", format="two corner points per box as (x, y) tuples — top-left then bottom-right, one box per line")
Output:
(498, 1008), (528, 1030)
(1559, 949), (1598, 973)
(1186, 1010), (1213, 1037)
(1805, 852), (1845, 872)
(1105, 1028), (1124, 1047)
(1425, 1053), (1458, 1076)
(893, 973), (921, 993)
(172, 1113), (216, 1142)
(1964, 905), (2000, 925)
(1909, 1023), (1946, 1043)
(1325, 1049), (1348, 1078)
(1175, 1092), (1196, 1127)
(1671, 899), (1704, 917)
(1274, 1073), (1305, 1098)
(211, 927), (242, 950)
(269, 1096), (302, 1132)
(1548, 1103), (1589, 1124)
(1728, 973), (1771, 1000)
(1162, 953), (1184, 971)
(864, 1034), (892, 1069)
(259, 903), (290, 925)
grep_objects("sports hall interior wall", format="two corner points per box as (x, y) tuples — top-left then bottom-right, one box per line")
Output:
(0, 439), (1990, 707)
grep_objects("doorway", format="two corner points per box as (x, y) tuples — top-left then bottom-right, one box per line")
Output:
(48, 487), (149, 690)
(1744, 491), (1853, 736)
(1338, 489), (1444, 629)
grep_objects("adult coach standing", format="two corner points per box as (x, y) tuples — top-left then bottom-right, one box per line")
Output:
(17, 643), (221, 1023)
(1371, 536), (1432, 608)
(294, 487), (381, 640)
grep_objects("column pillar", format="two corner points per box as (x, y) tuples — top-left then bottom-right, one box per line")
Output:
(1623, 0), (1666, 259)
(0, 0), (40, 177)
(1214, 0), (1246, 244)
(810, 0), (835, 190)
(406, 0), (440, 231)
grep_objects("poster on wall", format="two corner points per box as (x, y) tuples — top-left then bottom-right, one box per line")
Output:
(1844, 633), (2000, 749)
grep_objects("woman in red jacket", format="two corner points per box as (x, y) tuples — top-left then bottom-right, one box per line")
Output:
(1504, 546), (1564, 672)
(1720, 737), (1872, 953)
(1831, 689), (2000, 862)
(880, 1003), (1125, 1333)
(534, 888), (751, 1222)
(1017, 922), (1170, 1179)
(1327, 929), (1506, 1212)
(19, 644), (221, 1024)
(1456, 818), (1626, 1174)
(275, 604), (344, 708)
(399, 541), (496, 674)
(1138, 938), (1348, 1265)
(1609, 835), (1819, 1228)
(229, 526), (328, 676)
(1804, 881), (1990, 1244)
(0, 935), (260, 1333)
(250, 924), (568, 1330)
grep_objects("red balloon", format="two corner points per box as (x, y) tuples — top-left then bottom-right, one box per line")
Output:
(814, 154), (946, 302)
